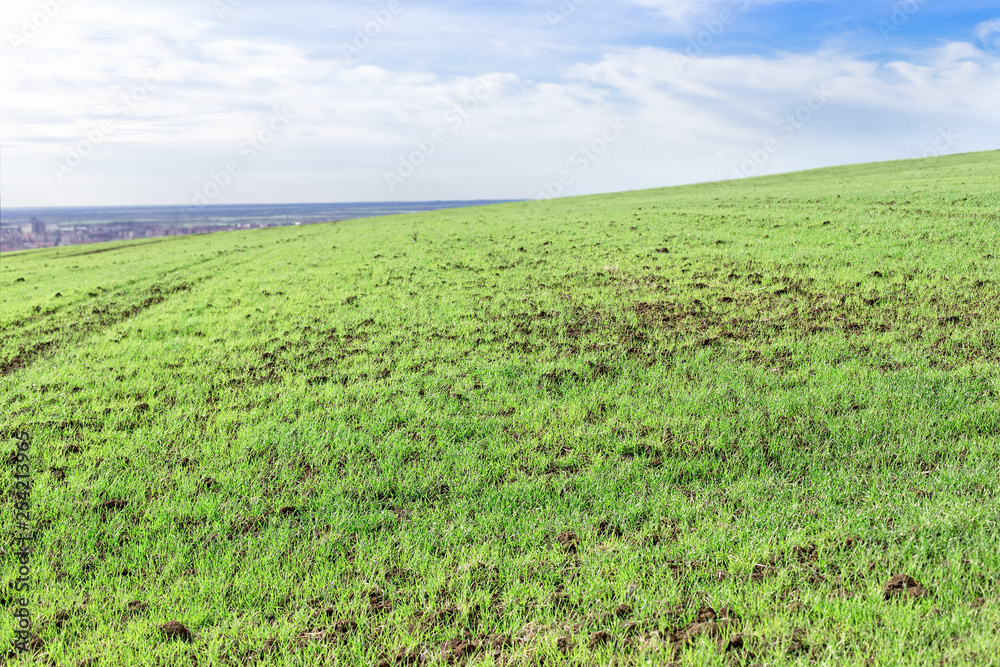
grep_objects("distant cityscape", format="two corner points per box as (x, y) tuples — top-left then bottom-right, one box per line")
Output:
(0, 201), (518, 253)
(1, 216), (297, 252)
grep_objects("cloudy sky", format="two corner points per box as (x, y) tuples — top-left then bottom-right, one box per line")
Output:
(1, 0), (998, 207)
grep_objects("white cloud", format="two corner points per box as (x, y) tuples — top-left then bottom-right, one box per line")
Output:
(627, 0), (797, 28)
(568, 43), (1000, 123)
(560, 43), (1000, 183)
(976, 18), (1000, 47)
(627, 0), (707, 24)
(1, 1), (999, 206)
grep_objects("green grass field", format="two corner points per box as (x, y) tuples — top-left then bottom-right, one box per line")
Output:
(2, 150), (999, 666)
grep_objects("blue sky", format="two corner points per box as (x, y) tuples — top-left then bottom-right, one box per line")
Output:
(1, 0), (998, 206)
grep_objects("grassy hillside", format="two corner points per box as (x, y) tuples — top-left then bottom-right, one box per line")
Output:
(2, 151), (999, 666)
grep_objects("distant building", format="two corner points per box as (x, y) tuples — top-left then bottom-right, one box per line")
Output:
(31, 217), (46, 236)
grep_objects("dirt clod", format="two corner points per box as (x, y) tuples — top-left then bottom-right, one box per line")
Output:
(695, 607), (717, 623)
(792, 543), (817, 562)
(369, 588), (393, 614)
(883, 574), (929, 600)
(597, 520), (623, 538)
(159, 620), (193, 641)
(297, 628), (331, 643)
(556, 531), (579, 553)
(589, 631), (613, 648)
(393, 646), (429, 664)
(98, 499), (127, 512)
(441, 639), (478, 662)
(673, 621), (719, 647)
(333, 619), (357, 633)
(670, 606), (740, 651)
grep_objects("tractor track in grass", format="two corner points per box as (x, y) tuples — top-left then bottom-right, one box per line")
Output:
(48, 236), (174, 259)
(0, 251), (255, 377)
(0, 280), (200, 377)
